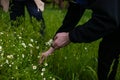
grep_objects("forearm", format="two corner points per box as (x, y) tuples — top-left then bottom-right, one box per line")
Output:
(56, 1), (86, 33)
(69, 15), (117, 43)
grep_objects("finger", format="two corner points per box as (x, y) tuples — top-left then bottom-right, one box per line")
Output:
(39, 47), (55, 64)
(52, 39), (61, 49)
(39, 55), (46, 64)
(53, 34), (58, 41)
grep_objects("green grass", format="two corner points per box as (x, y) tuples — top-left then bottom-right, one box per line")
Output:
(0, 5), (120, 80)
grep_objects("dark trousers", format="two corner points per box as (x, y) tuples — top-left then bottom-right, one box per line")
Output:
(98, 29), (120, 80)
(10, 0), (45, 35)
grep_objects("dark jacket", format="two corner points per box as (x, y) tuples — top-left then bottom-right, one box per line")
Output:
(57, 0), (120, 43)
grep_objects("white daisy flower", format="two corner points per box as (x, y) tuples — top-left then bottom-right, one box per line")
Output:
(43, 78), (46, 80)
(7, 55), (14, 59)
(32, 65), (37, 70)
(6, 59), (9, 64)
(21, 43), (27, 48)
(45, 39), (53, 46)
(30, 39), (34, 42)
(41, 72), (44, 76)
(28, 43), (33, 47)
(44, 63), (48, 67)
(52, 78), (56, 80)
(0, 46), (2, 52)
(42, 68), (46, 72)
(22, 54), (25, 58)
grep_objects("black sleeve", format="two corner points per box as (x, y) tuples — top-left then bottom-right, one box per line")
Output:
(56, 1), (86, 33)
(69, 14), (117, 43)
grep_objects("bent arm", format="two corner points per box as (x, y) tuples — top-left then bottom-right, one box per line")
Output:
(56, 1), (86, 33)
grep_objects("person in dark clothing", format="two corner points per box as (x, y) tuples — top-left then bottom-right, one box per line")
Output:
(50, 0), (120, 80)
(9, 0), (46, 35)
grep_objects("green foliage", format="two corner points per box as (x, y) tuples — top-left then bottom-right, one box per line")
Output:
(0, 9), (50, 80)
(0, 5), (120, 80)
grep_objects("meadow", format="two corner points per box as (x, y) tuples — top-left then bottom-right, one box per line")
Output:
(0, 4), (120, 80)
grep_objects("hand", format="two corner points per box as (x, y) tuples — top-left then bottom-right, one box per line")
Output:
(52, 32), (70, 49)
(34, 0), (44, 12)
(39, 47), (55, 64)
(39, 32), (70, 64)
